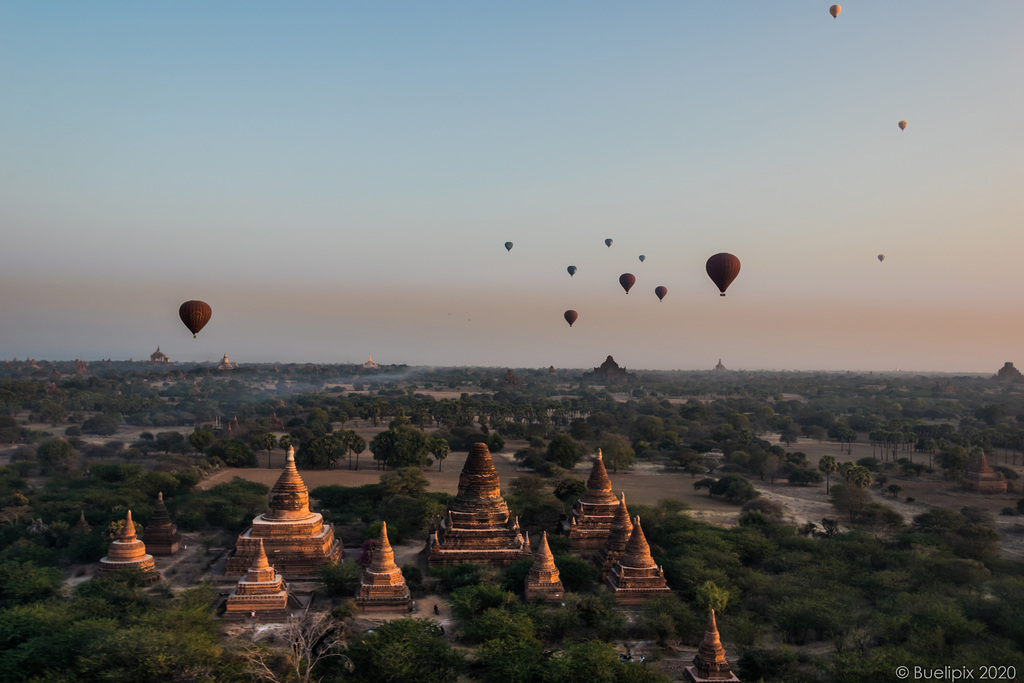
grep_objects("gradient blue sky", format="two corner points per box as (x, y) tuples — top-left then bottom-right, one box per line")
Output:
(2, 2), (1022, 371)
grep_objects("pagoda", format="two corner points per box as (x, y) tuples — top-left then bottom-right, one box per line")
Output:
(525, 531), (564, 604)
(606, 516), (670, 605)
(143, 492), (181, 555)
(595, 493), (633, 581)
(566, 450), (620, 557)
(427, 442), (529, 567)
(962, 452), (1007, 494)
(683, 610), (740, 682)
(73, 510), (92, 534)
(356, 522), (411, 612)
(224, 539), (290, 620)
(225, 446), (342, 576)
(96, 510), (160, 583)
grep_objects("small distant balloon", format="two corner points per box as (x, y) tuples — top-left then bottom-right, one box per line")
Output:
(564, 310), (578, 327)
(898, 120), (908, 131)
(638, 255), (646, 263)
(179, 300), (212, 338)
(830, 4), (840, 19)
(619, 273), (636, 293)
(567, 265), (577, 277)
(504, 241), (513, 252)
(605, 238), (613, 248)
(655, 285), (668, 301)
(878, 254), (885, 262)
(705, 253), (741, 296)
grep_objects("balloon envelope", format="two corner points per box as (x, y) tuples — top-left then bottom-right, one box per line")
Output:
(705, 253), (741, 296)
(567, 265), (577, 276)
(619, 273), (636, 293)
(639, 254), (645, 262)
(605, 238), (613, 247)
(655, 285), (668, 301)
(898, 120), (907, 130)
(878, 254), (885, 262)
(564, 310), (578, 327)
(504, 241), (513, 251)
(179, 300), (212, 338)
(830, 4), (840, 18)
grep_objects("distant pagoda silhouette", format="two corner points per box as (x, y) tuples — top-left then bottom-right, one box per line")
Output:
(962, 451), (1007, 494)
(525, 531), (564, 604)
(225, 446), (342, 576)
(683, 609), (740, 682)
(565, 450), (619, 557)
(606, 516), (670, 605)
(97, 510), (160, 584)
(143, 492), (181, 555)
(356, 522), (411, 612)
(427, 442), (529, 567)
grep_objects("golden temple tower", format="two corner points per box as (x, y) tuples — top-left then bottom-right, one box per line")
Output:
(606, 516), (670, 605)
(566, 450), (620, 557)
(595, 492), (632, 581)
(224, 539), (290, 620)
(356, 522), (412, 612)
(525, 531), (564, 604)
(97, 510), (160, 583)
(683, 609), (740, 682)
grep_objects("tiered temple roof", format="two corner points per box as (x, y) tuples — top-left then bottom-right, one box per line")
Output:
(683, 610), (740, 682)
(427, 442), (529, 567)
(606, 516), (670, 605)
(143, 492), (181, 555)
(97, 510), (160, 583)
(566, 451), (619, 556)
(224, 539), (290, 620)
(963, 452), (1007, 494)
(74, 510), (92, 534)
(356, 522), (411, 612)
(525, 531), (564, 604)
(226, 447), (342, 576)
(595, 492), (633, 581)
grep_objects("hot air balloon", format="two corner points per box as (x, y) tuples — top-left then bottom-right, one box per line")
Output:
(567, 265), (577, 277)
(705, 253), (741, 296)
(830, 4), (840, 19)
(655, 286), (668, 301)
(898, 120), (907, 130)
(564, 310), (578, 327)
(179, 300), (212, 338)
(878, 254), (885, 262)
(605, 238), (613, 247)
(619, 273), (636, 293)
(639, 255), (646, 263)
(504, 241), (513, 252)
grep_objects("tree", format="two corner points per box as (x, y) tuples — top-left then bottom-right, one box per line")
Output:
(546, 433), (582, 469)
(36, 439), (75, 468)
(344, 618), (464, 683)
(380, 467), (430, 497)
(189, 427), (216, 454)
(370, 425), (432, 470)
(297, 435), (342, 469)
(250, 432), (278, 467)
(599, 433), (635, 473)
(241, 614), (347, 683)
(829, 483), (870, 522)
(430, 435), (451, 472)
(886, 484), (902, 498)
(207, 439), (255, 467)
(693, 477), (717, 495)
(709, 475), (759, 503)
(818, 454), (838, 494)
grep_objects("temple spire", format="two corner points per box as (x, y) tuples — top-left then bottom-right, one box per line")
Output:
(252, 538), (270, 570)
(265, 445), (312, 520)
(685, 609), (739, 682)
(119, 510), (137, 541)
(619, 516), (657, 569)
(369, 522), (399, 573)
(581, 449), (617, 505)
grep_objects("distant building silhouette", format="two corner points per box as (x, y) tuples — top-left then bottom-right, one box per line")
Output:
(714, 359), (727, 372)
(994, 362), (1022, 382)
(217, 353), (236, 370)
(583, 356), (636, 384)
(363, 355), (379, 370)
(149, 347), (170, 364)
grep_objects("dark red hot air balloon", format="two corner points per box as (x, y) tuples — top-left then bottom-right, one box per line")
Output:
(705, 253), (741, 296)
(619, 273), (636, 293)
(564, 310), (578, 327)
(179, 300), (212, 338)
(567, 265), (577, 277)
(655, 285), (668, 301)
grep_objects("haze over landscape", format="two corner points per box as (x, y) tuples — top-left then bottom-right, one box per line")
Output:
(2, 2), (1022, 370)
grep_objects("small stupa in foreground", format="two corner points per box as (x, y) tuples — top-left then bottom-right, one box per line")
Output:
(143, 492), (181, 555)
(97, 510), (160, 583)
(525, 531), (564, 604)
(224, 539), (290, 620)
(565, 450), (620, 557)
(606, 516), (670, 605)
(683, 609), (740, 682)
(355, 522), (411, 612)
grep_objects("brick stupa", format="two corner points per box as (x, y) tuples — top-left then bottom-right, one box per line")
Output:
(96, 510), (160, 583)
(962, 452), (1007, 494)
(683, 609), (740, 682)
(566, 450), (620, 557)
(427, 442), (529, 567)
(356, 522), (412, 612)
(143, 492), (181, 555)
(606, 516), (670, 605)
(525, 531), (564, 604)
(74, 510), (92, 534)
(226, 446), (342, 576)
(595, 493), (633, 581)
(224, 539), (290, 620)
